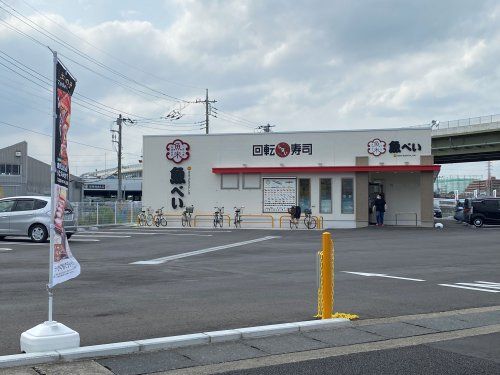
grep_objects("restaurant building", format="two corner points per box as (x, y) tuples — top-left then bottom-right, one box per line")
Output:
(142, 128), (439, 228)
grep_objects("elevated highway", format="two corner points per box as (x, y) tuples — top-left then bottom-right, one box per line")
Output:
(431, 114), (500, 164)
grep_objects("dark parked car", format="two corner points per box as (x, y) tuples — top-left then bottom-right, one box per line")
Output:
(465, 198), (500, 227)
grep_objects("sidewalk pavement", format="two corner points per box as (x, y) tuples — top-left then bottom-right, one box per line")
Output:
(2, 306), (500, 375)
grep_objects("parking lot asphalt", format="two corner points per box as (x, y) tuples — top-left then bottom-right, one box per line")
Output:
(0, 222), (499, 355)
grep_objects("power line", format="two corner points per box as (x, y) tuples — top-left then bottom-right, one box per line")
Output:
(0, 2), (190, 104)
(0, 52), (160, 121)
(0, 119), (141, 155)
(18, 0), (204, 91)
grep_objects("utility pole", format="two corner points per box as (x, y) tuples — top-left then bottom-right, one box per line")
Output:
(487, 160), (492, 196)
(195, 89), (216, 134)
(111, 115), (134, 200)
(111, 114), (123, 200)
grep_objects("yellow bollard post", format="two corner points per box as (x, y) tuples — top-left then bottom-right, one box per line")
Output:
(321, 232), (333, 319)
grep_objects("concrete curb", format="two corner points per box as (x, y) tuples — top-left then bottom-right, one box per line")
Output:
(0, 318), (350, 369)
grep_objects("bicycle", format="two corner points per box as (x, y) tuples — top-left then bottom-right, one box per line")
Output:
(233, 206), (244, 228)
(213, 206), (224, 228)
(303, 208), (317, 229)
(153, 207), (167, 227)
(288, 206), (299, 229)
(137, 207), (153, 226)
(182, 205), (194, 227)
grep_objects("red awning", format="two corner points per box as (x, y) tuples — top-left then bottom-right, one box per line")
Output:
(212, 165), (441, 174)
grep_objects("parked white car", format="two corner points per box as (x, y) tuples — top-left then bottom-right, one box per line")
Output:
(0, 196), (76, 242)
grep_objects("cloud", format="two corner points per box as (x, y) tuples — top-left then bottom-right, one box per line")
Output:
(0, 0), (500, 177)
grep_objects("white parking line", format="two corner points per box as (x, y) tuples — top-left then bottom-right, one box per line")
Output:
(474, 281), (500, 289)
(108, 228), (232, 233)
(81, 231), (158, 235)
(342, 271), (426, 282)
(131, 236), (280, 265)
(69, 238), (101, 242)
(439, 283), (500, 293)
(0, 248), (12, 251)
(0, 242), (45, 246)
(72, 234), (131, 238)
(456, 282), (500, 290)
(82, 231), (212, 237)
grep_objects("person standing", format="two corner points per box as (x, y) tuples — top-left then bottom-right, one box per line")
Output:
(373, 194), (387, 226)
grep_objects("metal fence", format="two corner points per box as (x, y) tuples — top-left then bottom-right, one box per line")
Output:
(72, 201), (142, 227)
(434, 113), (500, 129)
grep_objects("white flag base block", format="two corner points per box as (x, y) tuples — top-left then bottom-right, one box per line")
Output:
(20, 321), (80, 353)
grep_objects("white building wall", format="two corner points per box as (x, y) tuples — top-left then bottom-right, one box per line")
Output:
(142, 128), (432, 228)
(371, 172), (422, 226)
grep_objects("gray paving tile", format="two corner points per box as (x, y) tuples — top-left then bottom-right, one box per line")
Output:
(428, 332), (500, 364)
(244, 333), (328, 355)
(456, 311), (500, 325)
(403, 316), (481, 332)
(97, 350), (196, 375)
(175, 342), (265, 365)
(34, 361), (113, 375)
(0, 368), (37, 375)
(358, 322), (436, 338)
(303, 327), (385, 347)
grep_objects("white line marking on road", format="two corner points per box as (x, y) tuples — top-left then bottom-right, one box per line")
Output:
(439, 284), (500, 293)
(0, 242), (45, 246)
(108, 228), (232, 233)
(342, 271), (426, 282)
(455, 282), (500, 290)
(69, 238), (101, 242)
(131, 236), (280, 265)
(82, 231), (158, 235)
(0, 248), (12, 251)
(474, 281), (500, 289)
(72, 234), (131, 238)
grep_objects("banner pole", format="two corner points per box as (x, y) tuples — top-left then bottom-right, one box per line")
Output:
(48, 49), (57, 322)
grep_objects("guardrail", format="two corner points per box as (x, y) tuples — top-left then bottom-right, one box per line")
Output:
(394, 212), (418, 226)
(433, 113), (500, 129)
(240, 214), (275, 228)
(193, 214), (231, 227)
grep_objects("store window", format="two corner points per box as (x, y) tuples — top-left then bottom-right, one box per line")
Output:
(319, 178), (332, 213)
(341, 178), (354, 214)
(298, 178), (311, 210)
(221, 174), (239, 189)
(243, 174), (261, 189)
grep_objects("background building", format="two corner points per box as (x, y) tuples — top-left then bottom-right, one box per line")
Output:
(0, 142), (83, 201)
(81, 164), (142, 201)
(465, 177), (499, 196)
(434, 175), (482, 197)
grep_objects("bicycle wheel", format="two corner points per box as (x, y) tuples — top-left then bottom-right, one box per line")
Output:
(305, 217), (317, 229)
(137, 214), (145, 226)
(146, 214), (153, 226)
(160, 217), (167, 227)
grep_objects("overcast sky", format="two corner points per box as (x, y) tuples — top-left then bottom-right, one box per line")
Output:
(0, 0), (499, 177)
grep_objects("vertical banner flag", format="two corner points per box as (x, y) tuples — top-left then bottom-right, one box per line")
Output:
(50, 59), (80, 287)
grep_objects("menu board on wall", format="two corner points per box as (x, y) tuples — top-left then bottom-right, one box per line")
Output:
(262, 177), (297, 213)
